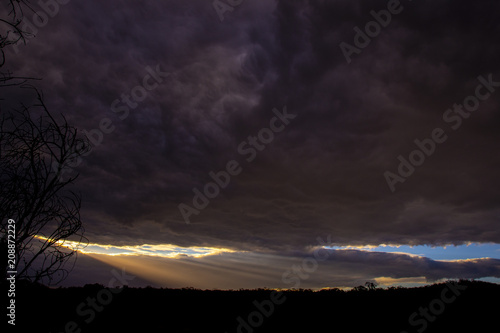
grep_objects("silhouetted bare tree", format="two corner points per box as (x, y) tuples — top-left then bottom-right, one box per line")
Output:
(0, 0), (37, 86)
(0, 0), (89, 285)
(0, 85), (90, 285)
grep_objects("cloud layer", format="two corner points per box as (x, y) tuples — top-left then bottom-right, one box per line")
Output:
(65, 247), (500, 289)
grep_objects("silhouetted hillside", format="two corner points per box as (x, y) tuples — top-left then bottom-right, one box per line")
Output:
(9, 280), (500, 332)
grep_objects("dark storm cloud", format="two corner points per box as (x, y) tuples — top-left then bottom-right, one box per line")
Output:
(3, 0), (500, 253)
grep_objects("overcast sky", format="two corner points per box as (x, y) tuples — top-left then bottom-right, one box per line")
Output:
(3, 0), (500, 288)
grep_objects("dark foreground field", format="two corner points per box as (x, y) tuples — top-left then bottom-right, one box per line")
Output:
(6, 280), (500, 332)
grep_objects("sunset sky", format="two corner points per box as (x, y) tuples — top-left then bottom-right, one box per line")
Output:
(4, 0), (500, 289)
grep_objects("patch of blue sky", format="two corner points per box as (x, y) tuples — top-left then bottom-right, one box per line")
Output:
(325, 243), (500, 260)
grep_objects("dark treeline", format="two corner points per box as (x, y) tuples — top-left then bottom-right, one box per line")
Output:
(10, 279), (500, 332)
